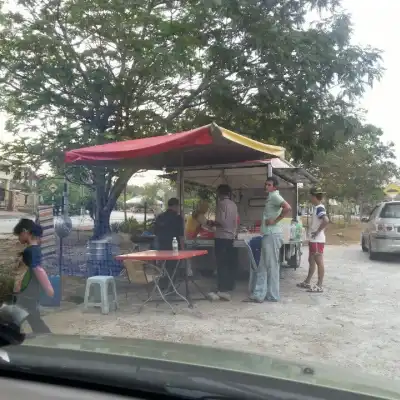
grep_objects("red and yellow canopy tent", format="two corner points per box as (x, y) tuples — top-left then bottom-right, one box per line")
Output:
(65, 123), (290, 216)
(64, 123), (285, 169)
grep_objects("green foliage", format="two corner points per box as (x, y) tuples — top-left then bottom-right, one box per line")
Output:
(125, 185), (145, 199)
(309, 121), (399, 205)
(196, 187), (214, 202)
(37, 175), (90, 215)
(0, 264), (14, 304)
(110, 217), (155, 235)
(141, 179), (176, 205)
(184, 186), (216, 213)
(115, 184), (143, 210)
(110, 217), (141, 235)
(115, 180), (175, 210)
(0, 0), (383, 235)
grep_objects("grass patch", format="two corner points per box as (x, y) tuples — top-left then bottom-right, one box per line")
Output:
(325, 222), (363, 245)
(302, 217), (363, 245)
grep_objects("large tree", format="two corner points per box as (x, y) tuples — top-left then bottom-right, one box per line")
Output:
(310, 121), (398, 212)
(0, 0), (383, 237)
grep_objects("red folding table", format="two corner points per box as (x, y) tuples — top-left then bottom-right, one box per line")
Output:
(116, 250), (208, 313)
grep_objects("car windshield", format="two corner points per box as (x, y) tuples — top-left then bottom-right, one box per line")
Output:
(0, 0), (400, 398)
(380, 203), (400, 218)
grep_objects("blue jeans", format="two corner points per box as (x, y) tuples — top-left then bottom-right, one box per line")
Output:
(249, 233), (283, 301)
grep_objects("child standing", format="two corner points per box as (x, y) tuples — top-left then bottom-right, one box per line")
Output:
(13, 218), (54, 333)
(297, 188), (329, 293)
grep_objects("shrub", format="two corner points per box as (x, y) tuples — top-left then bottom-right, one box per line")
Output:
(110, 222), (122, 233)
(0, 263), (15, 304)
(111, 217), (142, 235)
(110, 217), (156, 239)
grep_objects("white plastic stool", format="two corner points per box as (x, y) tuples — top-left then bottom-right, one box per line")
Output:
(83, 276), (118, 314)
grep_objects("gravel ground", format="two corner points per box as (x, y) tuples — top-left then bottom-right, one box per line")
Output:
(41, 244), (400, 380)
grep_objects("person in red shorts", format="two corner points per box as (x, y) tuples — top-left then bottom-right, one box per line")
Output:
(297, 187), (329, 293)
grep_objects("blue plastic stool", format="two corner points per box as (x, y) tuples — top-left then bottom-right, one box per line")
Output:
(83, 276), (118, 314)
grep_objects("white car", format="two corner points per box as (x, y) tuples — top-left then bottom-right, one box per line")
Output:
(361, 201), (400, 260)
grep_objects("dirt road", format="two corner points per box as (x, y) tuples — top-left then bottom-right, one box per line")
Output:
(41, 244), (400, 380)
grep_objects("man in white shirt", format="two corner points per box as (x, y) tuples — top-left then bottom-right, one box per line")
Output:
(297, 187), (329, 293)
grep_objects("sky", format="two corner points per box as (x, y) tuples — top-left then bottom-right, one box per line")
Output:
(341, 0), (399, 157)
(0, 0), (398, 186)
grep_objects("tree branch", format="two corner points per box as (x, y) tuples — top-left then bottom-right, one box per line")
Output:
(105, 167), (138, 211)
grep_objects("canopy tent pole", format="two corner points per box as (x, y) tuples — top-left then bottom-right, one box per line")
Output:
(293, 184), (299, 220)
(180, 174), (184, 217)
(176, 154), (185, 244)
(267, 162), (273, 178)
(177, 153), (185, 217)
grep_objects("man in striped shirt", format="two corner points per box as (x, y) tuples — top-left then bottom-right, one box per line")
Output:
(208, 184), (238, 302)
(297, 187), (329, 293)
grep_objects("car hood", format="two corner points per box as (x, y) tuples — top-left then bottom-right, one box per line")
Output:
(15, 334), (400, 399)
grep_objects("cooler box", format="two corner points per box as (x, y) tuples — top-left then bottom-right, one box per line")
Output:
(40, 275), (61, 307)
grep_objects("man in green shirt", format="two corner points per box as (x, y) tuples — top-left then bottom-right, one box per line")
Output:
(246, 176), (291, 303)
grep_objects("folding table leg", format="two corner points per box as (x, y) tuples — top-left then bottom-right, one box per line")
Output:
(138, 260), (191, 313)
(163, 260), (179, 296)
(189, 278), (209, 301)
(163, 260), (190, 307)
(184, 259), (210, 304)
(139, 261), (169, 313)
(155, 282), (176, 314)
(138, 278), (158, 313)
(184, 260), (193, 308)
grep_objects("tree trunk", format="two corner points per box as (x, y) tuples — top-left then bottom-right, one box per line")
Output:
(92, 173), (111, 239)
(93, 207), (112, 239)
(91, 168), (137, 239)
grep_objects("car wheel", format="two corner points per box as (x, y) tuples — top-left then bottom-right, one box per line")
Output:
(369, 239), (378, 260)
(361, 237), (368, 252)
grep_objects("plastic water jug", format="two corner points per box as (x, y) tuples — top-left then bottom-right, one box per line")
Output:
(172, 237), (178, 253)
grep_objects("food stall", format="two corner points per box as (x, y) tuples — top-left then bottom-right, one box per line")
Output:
(64, 123), (315, 276)
(65, 122), (286, 214)
(163, 158), (317, 273)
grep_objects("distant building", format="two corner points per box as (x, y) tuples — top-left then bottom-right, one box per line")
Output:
(0, 160), (13, 208)
(0, 161), (38, 211)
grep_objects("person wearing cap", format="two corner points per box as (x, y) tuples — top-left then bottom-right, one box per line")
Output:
(245, 176), (291, 303)
(297, 187), (329, 293)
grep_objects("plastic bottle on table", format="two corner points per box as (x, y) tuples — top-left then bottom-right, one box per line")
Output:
(172, 237), (179, 253)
